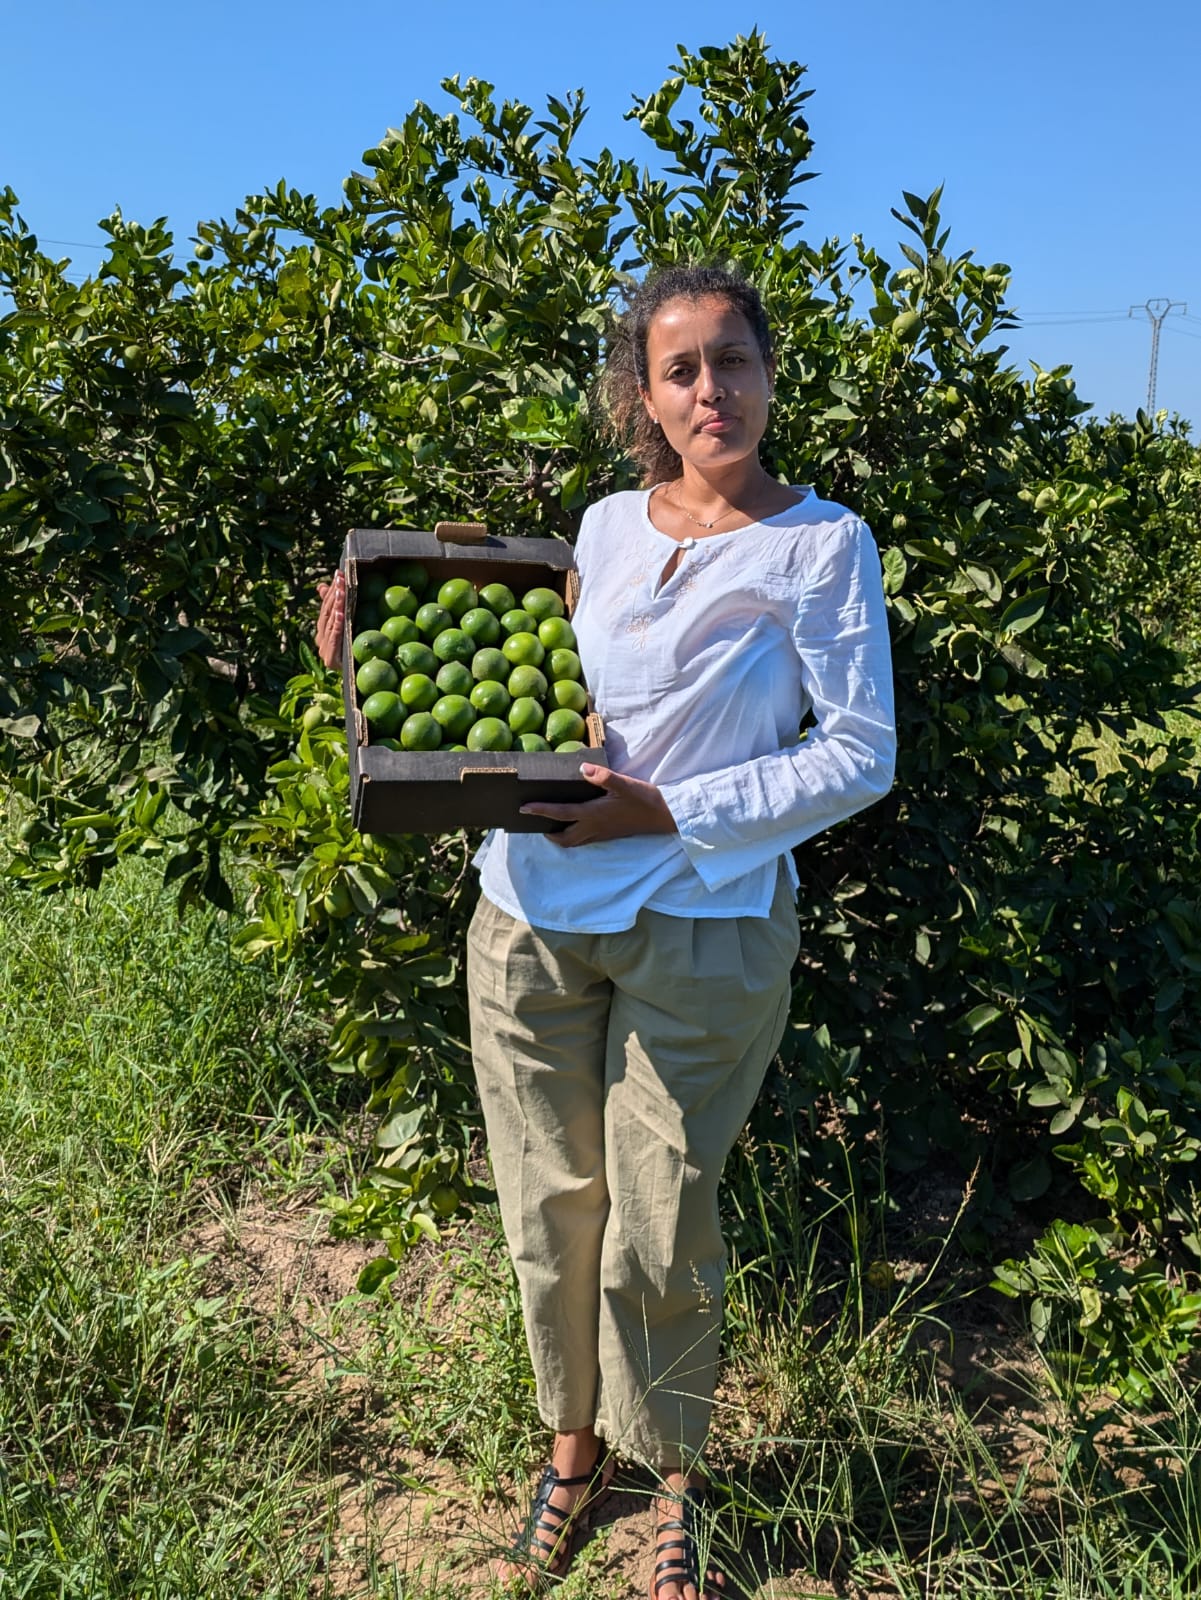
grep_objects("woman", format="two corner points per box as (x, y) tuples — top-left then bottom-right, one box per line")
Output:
(319, 264), (895, 1600)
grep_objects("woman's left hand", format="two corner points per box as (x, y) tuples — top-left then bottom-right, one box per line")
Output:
(520, 765), (678, 847)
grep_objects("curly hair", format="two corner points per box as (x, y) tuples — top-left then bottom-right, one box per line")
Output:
(597, 264), (774, 487)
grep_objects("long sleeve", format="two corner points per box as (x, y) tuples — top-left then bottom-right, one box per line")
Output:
(657, 517), (895, 891)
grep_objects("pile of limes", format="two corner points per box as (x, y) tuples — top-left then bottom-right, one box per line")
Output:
(351, 561), (592, 754)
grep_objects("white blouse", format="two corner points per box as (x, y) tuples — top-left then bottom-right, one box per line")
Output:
(474, 486), (896, 934)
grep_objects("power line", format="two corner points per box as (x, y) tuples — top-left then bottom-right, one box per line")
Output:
(1129, 299), (1187, 413)
(1162, 321), (1201, 343)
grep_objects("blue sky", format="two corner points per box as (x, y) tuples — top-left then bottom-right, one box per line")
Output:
(5, 0), (1200, 424)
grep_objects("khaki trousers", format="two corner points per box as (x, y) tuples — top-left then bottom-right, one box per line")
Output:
(466, 869), (798, 1470)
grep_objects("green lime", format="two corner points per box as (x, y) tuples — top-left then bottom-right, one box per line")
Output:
(395, 640), (438, 677)
(380, 614), (420, 648)
(391, 560), (429, 593)
(508, 697), (545, 736)
(467, 717), (513, 752)
(381, 584), (420, 619)
(435, 660), (474, 697)
(416, 602), (453, 639)
(522, 587), (565, 622)
(302, 704), (328, 732)
(460, 607), (501, 646)
(547, 648), (582, 682)
(352, 629), (395, 665)
(437, 577), (479, 618)
(554, 740), (586, 753)
(507, 664), (548, 701)
(447, 744), (468, 752)
(400, 712), (442, 750)
(432, 627), (476, 665)
(431, 694), (476, 740)
(356, 657), (398, 697)
(399, 672), (439, 712)
(549, 678), (588, 713)
(470, 679), (512, 717)
(515, 732), (551, 752)
(471, 647), (511, 683)
(546, 708), (586, 746)
(361, 691), (404, 736)
(479, 582), (517, 617)
(503, 632), (545, 668)
(376, 736), (403, 751)
(537, 615), (576, 650)
(501, 608), (537, 636)
(429, 1184), (459, 1218)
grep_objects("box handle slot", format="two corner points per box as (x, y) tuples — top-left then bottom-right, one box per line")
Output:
(460, 766), (518, 779)
(435, 521), (488, 545)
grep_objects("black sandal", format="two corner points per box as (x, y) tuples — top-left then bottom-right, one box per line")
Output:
(651, 1487), (725, 1599)
(507, 1446), (610, 1584)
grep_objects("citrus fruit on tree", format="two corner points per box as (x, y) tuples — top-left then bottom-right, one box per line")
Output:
(194, 240), (214, 260)
(435, 660), (474, 697)
(470, 679), (512, 717)
(522, 587), (565, 622)
(537, 616), (576, 651)
(429, 1184), (459, 1217)
(507, 664), (548, 700)
(353, 629), (394, 665)
(437, 577), (479, 618)
(546, 708), (586, 746)
(547, 648), (581, 682)
(549, 678), (588, 713)
(399, 673), (439, 712)
(356, 657), (398, 697)
(396, 641), (438, 677)
(381, 584), (420, 619)
(501, 608), (537, 636)
(479, 582), (517, 617)
(431, 694), (476, 741)
(515, 733), (551, 752)
(471, 647), (510, 682)
(467, 717), (514, 751)
(400, 712), (442, 750)
(432, 627), (476, 666)
(302, 704), (328, 732)
(322, 880), (354, 917)
(361, 691), (405, 737)
(508, 697), (545, 736)
(460, 607), (501, 646)
(503, 632), (545, 668)
(416, 602), (453, 639)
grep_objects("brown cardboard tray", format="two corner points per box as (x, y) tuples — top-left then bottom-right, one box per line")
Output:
(341, 523), (606, 835)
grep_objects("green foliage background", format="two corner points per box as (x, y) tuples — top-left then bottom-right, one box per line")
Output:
(2, 34), (1199, 1395)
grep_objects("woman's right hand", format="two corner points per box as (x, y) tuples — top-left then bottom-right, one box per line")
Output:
(316, 570), (346, 669)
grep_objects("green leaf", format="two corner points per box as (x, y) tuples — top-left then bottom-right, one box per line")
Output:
(1000, 588), (1049, 634)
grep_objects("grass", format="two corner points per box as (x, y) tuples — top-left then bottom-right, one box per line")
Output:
(2, 850), (1200, 1598)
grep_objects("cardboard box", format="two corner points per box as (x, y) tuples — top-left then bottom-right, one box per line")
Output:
(341, 523), (606, 835)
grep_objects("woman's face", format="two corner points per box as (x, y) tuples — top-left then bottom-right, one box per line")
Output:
(639, 294), (774, 474)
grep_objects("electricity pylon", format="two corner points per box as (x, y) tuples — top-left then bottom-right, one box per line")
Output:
(1129, 299), (1186, 414)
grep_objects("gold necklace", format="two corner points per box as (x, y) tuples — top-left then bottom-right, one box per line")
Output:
(669, 485), (743, 530)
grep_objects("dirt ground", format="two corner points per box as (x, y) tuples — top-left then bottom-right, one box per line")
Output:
(187, 1176), (1074, 1600)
